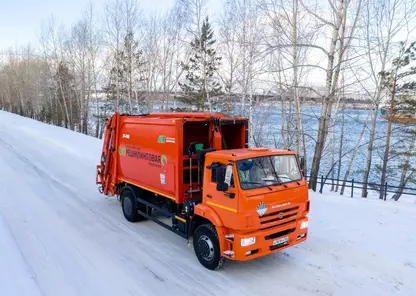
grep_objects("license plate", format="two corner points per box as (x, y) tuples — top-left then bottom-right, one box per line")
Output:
(273, 236), (289, 246)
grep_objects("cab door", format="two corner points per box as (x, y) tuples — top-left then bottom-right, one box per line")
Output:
(203, 160), (239, 229)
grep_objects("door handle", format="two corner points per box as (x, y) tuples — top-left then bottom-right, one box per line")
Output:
(224, 192), (235, 199)
(206, 194), (212, 198)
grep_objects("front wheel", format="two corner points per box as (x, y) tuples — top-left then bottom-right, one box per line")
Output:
(193, 224), (225, 270)
(121, 187), (149, 222)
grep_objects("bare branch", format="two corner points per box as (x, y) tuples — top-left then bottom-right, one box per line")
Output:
(299, 0), (336, 28)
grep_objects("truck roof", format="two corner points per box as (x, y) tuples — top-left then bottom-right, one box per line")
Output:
(208, 148), (297, 161)
(122, 112), (247, 122)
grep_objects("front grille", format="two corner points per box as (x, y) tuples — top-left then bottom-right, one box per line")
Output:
(259, 206), (299, 227)
(262, 206), (299, 218)
(261, 219), (296, 230)
(260, 213), (297, 225)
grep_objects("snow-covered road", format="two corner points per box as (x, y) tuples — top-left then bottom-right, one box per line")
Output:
(0, 111), (415, 296)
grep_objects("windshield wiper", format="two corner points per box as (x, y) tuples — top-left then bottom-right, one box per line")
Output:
(268, 157), (283, 185)
(270, 181), (288, 188)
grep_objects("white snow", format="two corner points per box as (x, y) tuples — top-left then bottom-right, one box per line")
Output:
(0, 110), (415, 296)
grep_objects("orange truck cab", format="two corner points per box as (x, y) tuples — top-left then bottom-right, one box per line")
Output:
(96, 112), (309, 270)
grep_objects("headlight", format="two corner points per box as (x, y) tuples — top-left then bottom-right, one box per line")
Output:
(241, 236), (256, 247)
(300, 221), (308, 230)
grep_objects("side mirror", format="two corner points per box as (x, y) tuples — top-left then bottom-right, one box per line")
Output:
(215, 166), (229, 191)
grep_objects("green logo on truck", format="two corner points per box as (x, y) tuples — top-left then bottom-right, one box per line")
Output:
(161, 155), (167, 167)
(158, 135), (166, 143)
(119, 146), (127, 156)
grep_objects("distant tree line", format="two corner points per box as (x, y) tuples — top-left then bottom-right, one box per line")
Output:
(0, 0), (415, 199)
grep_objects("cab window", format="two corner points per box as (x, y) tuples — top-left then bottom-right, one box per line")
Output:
(211, 165), (235, 187)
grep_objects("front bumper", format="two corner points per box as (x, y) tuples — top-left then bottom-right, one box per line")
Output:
(222, 217), (308, 261)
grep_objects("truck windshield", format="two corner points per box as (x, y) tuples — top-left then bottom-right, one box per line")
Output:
(236, 155), (302, 190)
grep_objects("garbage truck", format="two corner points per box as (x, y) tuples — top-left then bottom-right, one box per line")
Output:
(96, 112), (310, 270)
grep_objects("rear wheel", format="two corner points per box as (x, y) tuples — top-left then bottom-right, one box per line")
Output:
(193, 224), (225, 270)
(121, 187), (149, 222)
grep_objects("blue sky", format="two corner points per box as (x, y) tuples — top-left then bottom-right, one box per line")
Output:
(0, 0), (221, 50)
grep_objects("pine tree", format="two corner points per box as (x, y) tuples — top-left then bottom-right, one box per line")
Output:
(102, 31), (146, 116)
(378, 41), (416, 199)
(120, 30), (146, 113)
(391, 126), (415, 201)
(176, 16), (222, 112)
(389, 91), (416, 201)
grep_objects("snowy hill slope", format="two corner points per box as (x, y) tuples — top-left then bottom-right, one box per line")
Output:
(0, 110), (415, 296)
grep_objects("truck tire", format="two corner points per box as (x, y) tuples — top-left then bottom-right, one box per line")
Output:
(193, 224), (226, 270)
(121, 187), (148, 222)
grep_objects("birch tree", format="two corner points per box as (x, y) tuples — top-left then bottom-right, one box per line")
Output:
(162, 0), (189, 109)
(335, 107), (345, 192)
(180, 0), (208, 39)
(340, 113), (370, 195)
(39, 16), (73, 128)
(218, 0), (240, 116)
(103, 0), (140, 113)
(300, 0), (363, 191)
(142, 13), (162, 108)
(103, 0), (123, 112)
(260, 0), (318, 167)
(240, 0), (265, 144)
(80, 4), (105, 138)
(0, 47), (49, 119)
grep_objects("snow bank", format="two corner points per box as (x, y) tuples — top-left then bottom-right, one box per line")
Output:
(0, 111), (415, 296)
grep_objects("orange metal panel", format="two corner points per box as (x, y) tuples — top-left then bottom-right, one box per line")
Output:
(116, 116), (181, 202)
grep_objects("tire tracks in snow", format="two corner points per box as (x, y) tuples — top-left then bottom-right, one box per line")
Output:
(0, 134), (165, 295)
(0, 212), (45, 296)
(0, 131), (243, 296)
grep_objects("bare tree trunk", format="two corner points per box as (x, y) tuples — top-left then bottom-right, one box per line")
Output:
(301, 116), (307, 175)
(287, 99), (292, 148)
(277, 48), (286, 147)
(104, 0), (126, 113)
(292, 0), (300, 155)
(308, 0), (362, 190)
(218, 0), (240, 117)
(241, 0), (247, 117)
(95, 94), (100, 138)
(379, 76), (397, 199)
(128, 49), (133, 113)
(362, 107), (379, 197)
(310, 99), (331, 190)
(335, 108), (344, 192)
(340, 113), (370, 195)
(308, 8), (340, 190)
(392, 161), (414, 201)
(249, 85), (254, 146)
(281, 97), (286, 147)
(330, 120), (336, 191)
(57, 73), (71, 129)
(205, 54), (211, 112)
